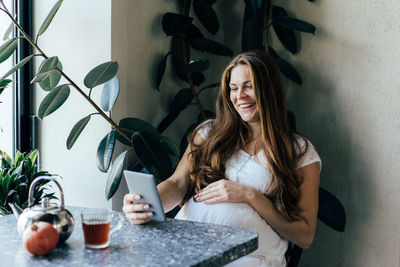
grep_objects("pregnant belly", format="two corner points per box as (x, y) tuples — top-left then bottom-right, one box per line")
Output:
(176, 198), (266, 229)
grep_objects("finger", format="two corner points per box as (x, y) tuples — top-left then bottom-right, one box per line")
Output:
(125, 211), (153, 221)
(204, 195), (227, 205)
(124, 193), (141, 204)
(195, 189), (222, 202)
(122, 203), (150, 214)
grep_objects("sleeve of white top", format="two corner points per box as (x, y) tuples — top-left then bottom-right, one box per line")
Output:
(295, 137), (322, 172)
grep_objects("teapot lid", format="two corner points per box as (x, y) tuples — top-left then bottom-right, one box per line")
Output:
(30, 197), (61, 212)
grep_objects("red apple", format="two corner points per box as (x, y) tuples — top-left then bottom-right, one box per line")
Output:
(23, 221), (59, 256)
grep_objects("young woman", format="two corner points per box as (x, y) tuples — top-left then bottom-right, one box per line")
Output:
(123, 51), (321, 267)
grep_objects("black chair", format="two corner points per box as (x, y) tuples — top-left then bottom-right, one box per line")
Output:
(285, 187), (346, 267)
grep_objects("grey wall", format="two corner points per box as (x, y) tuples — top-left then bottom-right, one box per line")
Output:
(111, 1), (400, 266)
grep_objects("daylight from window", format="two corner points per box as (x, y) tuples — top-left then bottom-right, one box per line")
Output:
(0, 0), (14, 156)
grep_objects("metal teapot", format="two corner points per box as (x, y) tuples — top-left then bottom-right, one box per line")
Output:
(9, 176), (75, 244)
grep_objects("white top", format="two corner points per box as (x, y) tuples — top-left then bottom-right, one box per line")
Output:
(175, 120), (321, 267)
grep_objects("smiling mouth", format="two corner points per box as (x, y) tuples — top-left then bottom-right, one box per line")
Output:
(238, 103), (255, 108)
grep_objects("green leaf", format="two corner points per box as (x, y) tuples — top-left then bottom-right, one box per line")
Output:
(162, 12), (193, 36)
(115, 117), (159, 146)
(0, 38), (17, 64)
(172, 36), (190, 82)
(193, 0), (219, 35)
(272, 16), (316, 34)
(156, 52), (171, 91)
(269, 47), (302, 85)
(241, 2), (264, 52)
(97, 130), (116, 172)
(32, 57), (63, 91)
(66, 115), (91, 150)
(3, 21), (14, 41)
(190, 38), (233, 57)
(184, 59), (210, 73)
(105, 149), (136, 200)
(0, 79), (12, 96)
(37, 56), (61, 74)
(27, 149), (38, 163)
(160, 136), (180, 157)
(37, 0), (63, 38)
(131, 131), (172, 181)
(100, 75), (120, 112)
(38, 84), (70, 119)
(156, 88), (194, 133)
(84, 61), (119, 89)
(272, 6), (298, 54)
(0, 55), (33, 83)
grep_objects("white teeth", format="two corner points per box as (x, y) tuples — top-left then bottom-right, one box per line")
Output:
(239, 104), (253, 108)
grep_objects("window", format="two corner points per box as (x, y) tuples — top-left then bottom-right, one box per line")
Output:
(0, 0), (14, 156)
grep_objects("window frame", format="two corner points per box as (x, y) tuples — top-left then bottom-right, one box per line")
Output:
(14, 0), (37, 154)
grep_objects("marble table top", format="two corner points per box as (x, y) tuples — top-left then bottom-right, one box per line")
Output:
(0, 206), (258, 266)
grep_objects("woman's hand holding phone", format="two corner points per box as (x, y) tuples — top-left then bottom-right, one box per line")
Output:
(123, 193), (154, 225)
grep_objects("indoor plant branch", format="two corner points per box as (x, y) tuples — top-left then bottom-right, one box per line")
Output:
(0, 4), (131, 143)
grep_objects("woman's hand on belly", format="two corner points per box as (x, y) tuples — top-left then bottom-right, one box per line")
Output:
(194, 179), (256, 205)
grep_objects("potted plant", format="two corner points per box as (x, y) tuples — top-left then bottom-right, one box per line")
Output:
(0, 149), (57, 215)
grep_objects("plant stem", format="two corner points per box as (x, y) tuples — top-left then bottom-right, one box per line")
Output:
(0, 3), (131, 144)
(264, 0), (271, 54)
(179, 1), (207, 120)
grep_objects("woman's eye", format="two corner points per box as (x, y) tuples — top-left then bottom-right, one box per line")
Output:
(231, 87), (238, 91)
(245, 85), (252, 89)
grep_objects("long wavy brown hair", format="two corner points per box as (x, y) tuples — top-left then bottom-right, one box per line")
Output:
(182, 51), (307, 221)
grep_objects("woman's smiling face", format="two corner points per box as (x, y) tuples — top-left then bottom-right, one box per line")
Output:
(229, 64), (260, 124)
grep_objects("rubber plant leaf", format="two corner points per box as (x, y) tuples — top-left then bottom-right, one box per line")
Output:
(190, 38), (233, 57)
(105, 151), (126, 200)
(160, 136), (180, 157)
(37, 0), (63, 38)
(3, 21), (14, 41)
(66, 115), (91, 150)
(105, 149), (137, 200)
(272, 6), (298, 54)
(100, 75), (120, 112)
(183, 24), (204, 40)
(0, 55), (33, 83)
(272, 16), (316, 34)
(241, 1), (264, 52)
(32, 56), (63, 91)
(156, 52), (171, 91)
(269, 46), (302, 85)
(131, 131), (172, 181)
(193, 0), (219, 35)
(84, 61), (119, 89)
(0, 79), (12, 95)
(184, 59), (210, 73)
(157, 88), (193, 133)
(162, 12), (193, 36)
(115, 117), (159, 146)
(0, 38), (17, 64)
(172, 36), (190, 81)
(96, 130), (116, 172)
(38, 84), (70, 119)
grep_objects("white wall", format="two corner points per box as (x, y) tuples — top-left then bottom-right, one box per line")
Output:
(34, 0), (112, 208)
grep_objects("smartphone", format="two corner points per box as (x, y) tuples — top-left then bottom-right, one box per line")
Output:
(123, 170), (166, 222)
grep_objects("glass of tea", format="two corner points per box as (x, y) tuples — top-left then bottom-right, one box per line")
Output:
(81, 208), (124, 249)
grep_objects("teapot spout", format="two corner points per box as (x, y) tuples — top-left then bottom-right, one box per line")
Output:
(8, 203), (23, 220)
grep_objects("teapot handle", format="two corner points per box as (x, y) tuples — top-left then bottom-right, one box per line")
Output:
(28, 176), (64, 208)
